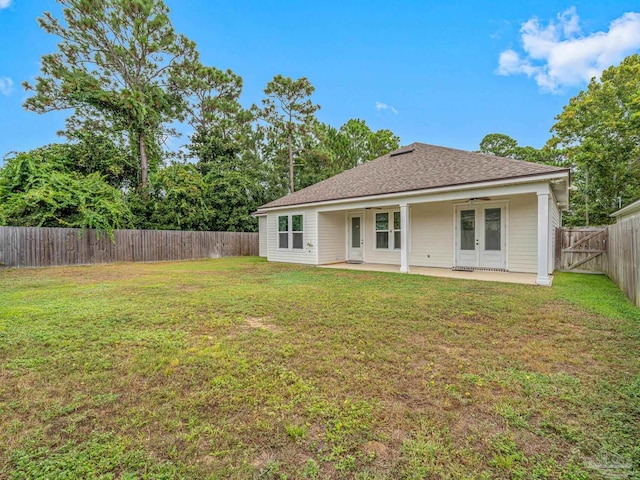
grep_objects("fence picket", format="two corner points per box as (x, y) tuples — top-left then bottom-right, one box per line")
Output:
(0, 227), (259, 269)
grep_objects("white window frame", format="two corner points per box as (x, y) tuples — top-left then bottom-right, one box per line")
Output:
(374, 210), (402, 250)
(277, 213), (304, 251)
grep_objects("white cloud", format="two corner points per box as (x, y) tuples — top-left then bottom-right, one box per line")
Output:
(497, 7), (640, 92)
(0, 77), (13, 96)
(0, 0), (12, 10)
(375, 101), (398, 114)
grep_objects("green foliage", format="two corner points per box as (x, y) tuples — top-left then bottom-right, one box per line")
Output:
(549, 54), (640, 226)
(65, 129), (137, 189)
(479, 133), (565, 166)
(0, 145), (133, 235)
(14, 3), (403, 233)
(146, 162), (210, 231)
(480, 55), (640, 226)
(205, 170), (260, 232)
(479, 133), (519, 158)
(294, 119), (400, 191)
(23, 0), (198, 189)
(261, 75), (320, 194)
(10, 433), (183, 479)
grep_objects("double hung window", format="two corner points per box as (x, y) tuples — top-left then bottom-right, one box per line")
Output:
(375, 211), (402, 249)
(278, 214), (304, 250)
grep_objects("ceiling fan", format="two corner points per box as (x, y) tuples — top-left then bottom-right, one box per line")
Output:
(467, 197), (491, 204)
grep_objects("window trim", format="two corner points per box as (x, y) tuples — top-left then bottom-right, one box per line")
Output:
(374, 209), (402, 250)
(276, 213), (305, 251)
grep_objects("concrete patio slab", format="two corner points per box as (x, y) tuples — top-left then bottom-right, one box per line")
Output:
(318, 262), (542, 285)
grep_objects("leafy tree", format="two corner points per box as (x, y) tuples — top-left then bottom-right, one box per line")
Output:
(23, 0), (197, 190)
(204, 170), (260, 232)
(146, 162), (209, 230)
(261, 75), (320, 194)
(174, 61), (263, 231)
(65, 128), (137, 189)
(479, 133), (519, 158)
(478, 133), (565, 166)
(334, 119), (399, 169)
(297, 119), (400, 189)
(0, 145), (133, 234)
(176, 62), (257, 175)
(549, 54), (640, 225)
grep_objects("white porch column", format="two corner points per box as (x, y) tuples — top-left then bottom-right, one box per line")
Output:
(537, 192), (551, 286)
(400, 202), (410, 273)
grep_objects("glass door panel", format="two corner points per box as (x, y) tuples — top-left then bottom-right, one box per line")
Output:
(484, 208), (501, 251)
(460, 210), (476, 250)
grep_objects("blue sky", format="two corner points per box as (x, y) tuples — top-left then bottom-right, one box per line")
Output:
(1, 0), (639, 160)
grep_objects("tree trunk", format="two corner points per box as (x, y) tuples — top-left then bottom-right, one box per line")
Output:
(288, 131), (294, 194)
(139, 133), (148, 190)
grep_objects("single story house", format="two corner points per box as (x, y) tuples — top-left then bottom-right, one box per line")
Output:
(254, 143), (570, 286)
(610, 198), (640, 222)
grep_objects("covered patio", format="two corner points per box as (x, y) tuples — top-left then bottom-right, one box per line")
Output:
(319, 262), (541, 285)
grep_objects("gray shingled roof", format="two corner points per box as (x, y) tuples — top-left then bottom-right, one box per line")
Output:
(257, 142), (569, 211)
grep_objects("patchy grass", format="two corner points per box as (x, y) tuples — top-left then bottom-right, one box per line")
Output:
(0, 258), (638, 479)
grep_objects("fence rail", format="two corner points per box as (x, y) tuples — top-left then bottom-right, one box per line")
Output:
(605, 216), (639, 307)
(0, 227), (258, 268)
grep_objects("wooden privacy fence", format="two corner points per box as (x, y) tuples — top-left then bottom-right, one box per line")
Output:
(605, 216), (640, 307)
(556, 223), (639, 307)
(555, 227), (608, 273)
(0, 227), (258, 268)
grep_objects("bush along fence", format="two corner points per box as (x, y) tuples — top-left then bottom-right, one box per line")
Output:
(0, 227), (259, 268)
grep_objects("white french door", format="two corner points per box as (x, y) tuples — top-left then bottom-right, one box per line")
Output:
(455, 204), (506, 269)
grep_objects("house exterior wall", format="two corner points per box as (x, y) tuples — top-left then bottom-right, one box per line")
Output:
(409, 201), (455, 268)
(318, 211), (346, 264)
(356, 195), (539, 273)
(507, 193), (538, 273)
(258, 216), (267, 257)
(261, 185), (559, 275)
(266, 207), (317, 264)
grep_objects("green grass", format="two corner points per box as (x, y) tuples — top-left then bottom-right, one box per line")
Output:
(0, 258), (638, 479)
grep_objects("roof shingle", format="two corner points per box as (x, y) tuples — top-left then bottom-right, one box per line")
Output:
(257, 142), (568, 211)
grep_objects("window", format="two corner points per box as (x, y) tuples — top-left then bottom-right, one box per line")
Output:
(393, 212), (401, 250)
(375, 210), (402, 249)
(292, 215), (303, 249)
(277, 214), (304, 250)
(375, 213), (389, 249)
(278, 216), (289, 249)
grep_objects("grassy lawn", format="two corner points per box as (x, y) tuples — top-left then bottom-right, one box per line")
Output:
(0, 257), (638, 479)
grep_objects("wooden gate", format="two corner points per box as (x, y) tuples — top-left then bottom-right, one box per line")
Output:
(555, 227), (607, 273)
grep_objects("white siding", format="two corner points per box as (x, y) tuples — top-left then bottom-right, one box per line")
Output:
(508, 193), (538, 273)
(261, 188), (548, 273)
(317, 211), (346, 264)
(266, 208), (318, 265)
(409, 201), (454, 268)
(258, 216), (267, 257)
